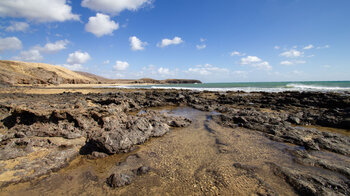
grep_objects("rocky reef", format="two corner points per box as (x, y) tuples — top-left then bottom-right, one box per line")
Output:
(0, 90), (349, 195)
(0, 91), (191, 187)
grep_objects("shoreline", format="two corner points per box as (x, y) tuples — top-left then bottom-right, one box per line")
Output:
(2, 84), (350, 95)
(0, 88), (349, 195)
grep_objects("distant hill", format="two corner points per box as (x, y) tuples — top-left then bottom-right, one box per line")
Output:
(74, 71), (137, 84)
(162, 79), (202, 84)
(0, 60), (201, 85)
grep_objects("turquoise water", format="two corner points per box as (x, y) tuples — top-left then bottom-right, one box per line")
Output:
(118, 81), (350, 92)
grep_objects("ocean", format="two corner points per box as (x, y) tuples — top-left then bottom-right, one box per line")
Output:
(117, 81), (350, 93)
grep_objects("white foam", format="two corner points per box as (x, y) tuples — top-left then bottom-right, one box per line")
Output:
(107, 84), (350, 93)
(286, 83), (350, 91)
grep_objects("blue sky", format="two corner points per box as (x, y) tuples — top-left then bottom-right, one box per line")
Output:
(0, 0), (349, 82)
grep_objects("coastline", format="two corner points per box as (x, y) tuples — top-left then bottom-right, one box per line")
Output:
(0, 88), (349, 195)
(3, 80), (350, 95)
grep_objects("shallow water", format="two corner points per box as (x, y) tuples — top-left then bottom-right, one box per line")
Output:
(302, 125), (350, 137)
(1, 107), (348, 195)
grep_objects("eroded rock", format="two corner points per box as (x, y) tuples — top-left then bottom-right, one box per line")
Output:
(106, 173), (131, 188)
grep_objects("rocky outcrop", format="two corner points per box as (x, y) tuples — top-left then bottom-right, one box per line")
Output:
(0, 90), (349, 193)
(269, 162), (350, 196)
(87, 110), (191, 154)
(0, 92), (191, 187)
(211, 108), (350, 155)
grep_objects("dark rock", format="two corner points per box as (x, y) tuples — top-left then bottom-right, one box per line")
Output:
(134, 166), (151, 175)
(1, 89), (349, 190)
(212, 108), (350, 156)
(288, 116), (301, 124)
(87, 110), (191, 154)
(106, 173), (131, 188)
(14, 132), (26, 138)
(269, 162), (350, 196)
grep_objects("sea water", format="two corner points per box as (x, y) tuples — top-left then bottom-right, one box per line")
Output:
(117, 81), (350, 93)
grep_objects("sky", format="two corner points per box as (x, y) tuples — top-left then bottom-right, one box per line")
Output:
(0, 0), (349, 83)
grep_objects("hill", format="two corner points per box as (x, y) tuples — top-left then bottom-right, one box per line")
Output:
(0, 60), (96, 85)
(0, 60), (202, 85)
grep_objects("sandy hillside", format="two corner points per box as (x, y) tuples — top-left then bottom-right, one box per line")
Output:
(0, 60), (97, 85)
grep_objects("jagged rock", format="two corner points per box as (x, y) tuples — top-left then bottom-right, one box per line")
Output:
(212, 108), (350, 156)
(1, 89), (349, 190)
(106, 173), (131, 188)
(270, 162), (350, 196)
(87, 111), (191, 154)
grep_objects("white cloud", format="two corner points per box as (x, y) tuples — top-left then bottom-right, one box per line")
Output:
(129, 36), (147, 51)
(67, 51), (91, 65)
(196, 38), (206, 50)
(0, 0), (79, 22)
(6, 21), (29, 32)
(279, 49), (304, 58)
(157, 67), (171, 75)
(274, 46), (280, 50)
(10, 40), (68, 62)
(317, 45), (330, 49)
(130, 64), (159, 78)
(196, 44), (206, 50)
(103, 60), (110, 64)
(85, 13), (119, 37)
(280, 60), (306, 66)
(114, 61), (129, 71)
(35, 40), (69, 53)
(0, 37), (22, 52)
(240, 56), (272, 70)
(157, 36), (183, 48)
(253, 61), (272, 70)
(303, 44), (314, 50)
(280, 61), (293, 65)
(186, 64), (229, 76)
(81, 0), (152, 14)
(13, 49), (43, 62)
(230, 51), (245, 56)
(241, 56), (262, 64)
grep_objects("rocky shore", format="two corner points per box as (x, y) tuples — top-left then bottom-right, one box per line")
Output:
(0, 90), (349, 195)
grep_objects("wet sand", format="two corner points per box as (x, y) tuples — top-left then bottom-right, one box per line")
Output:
(2, 107), (348, 195)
